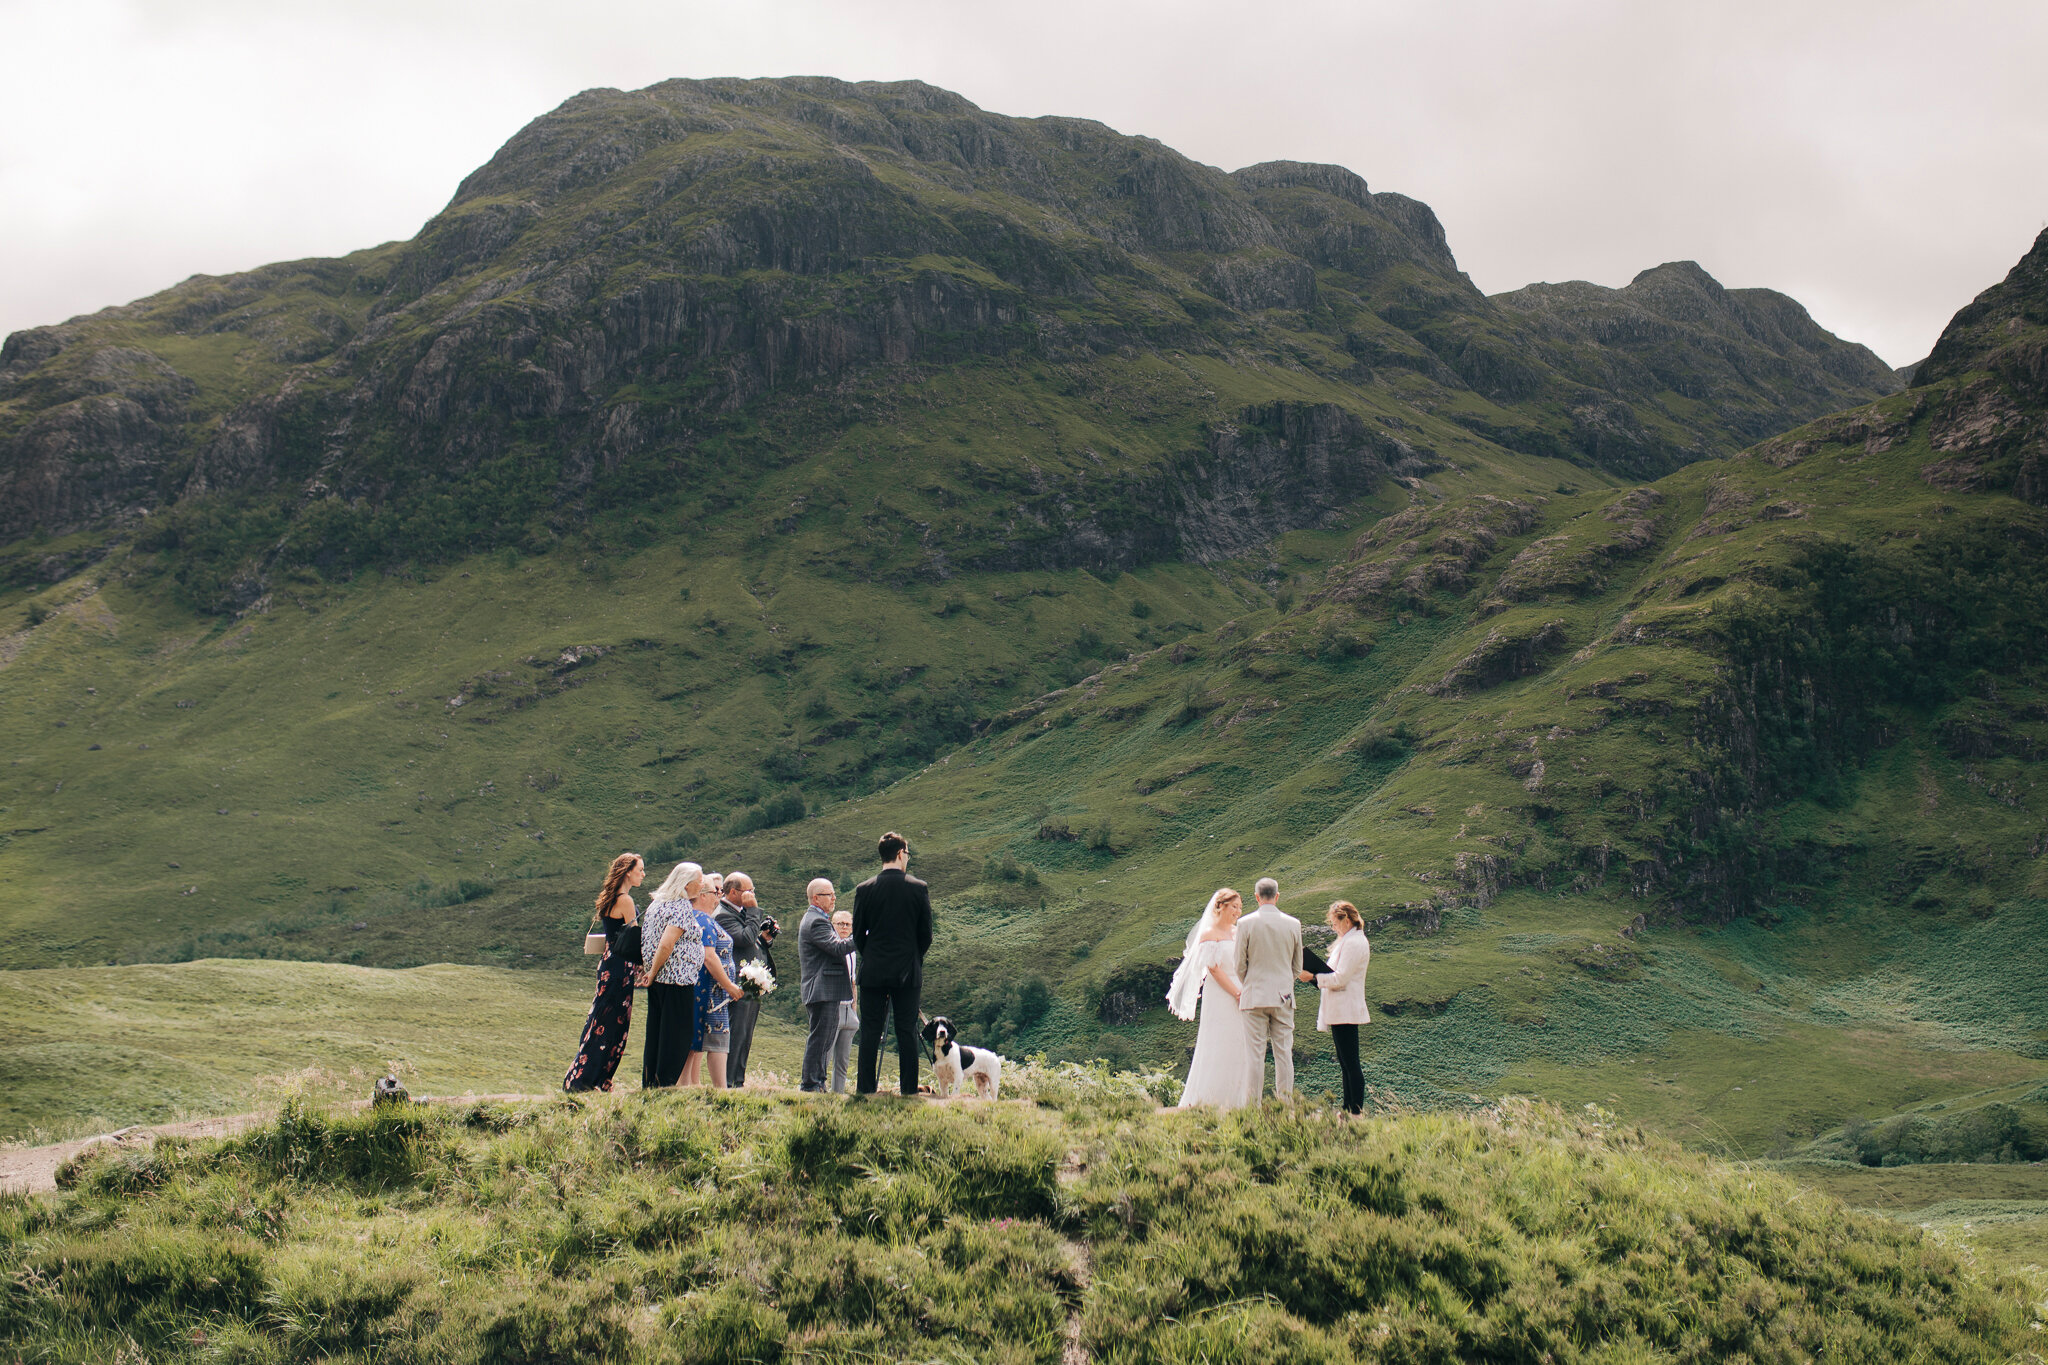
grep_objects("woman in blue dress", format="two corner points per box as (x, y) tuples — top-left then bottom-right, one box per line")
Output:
(687, 873), (742, 1086)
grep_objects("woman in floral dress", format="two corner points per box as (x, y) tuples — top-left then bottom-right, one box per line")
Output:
(563, 852), (644, 1092)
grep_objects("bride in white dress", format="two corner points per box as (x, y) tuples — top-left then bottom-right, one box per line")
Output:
(1167, 887), (1253, 1109)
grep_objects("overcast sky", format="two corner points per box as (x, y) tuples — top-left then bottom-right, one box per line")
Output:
(3, 0), (2043, 368)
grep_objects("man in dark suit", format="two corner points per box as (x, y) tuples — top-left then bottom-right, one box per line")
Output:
(715, 871), (771, 1087)
(796, 877), (850, 1091)
(850, 831), (933, 1096)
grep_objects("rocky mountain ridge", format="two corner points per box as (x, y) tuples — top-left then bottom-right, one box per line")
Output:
(1, 77), (1896, 607)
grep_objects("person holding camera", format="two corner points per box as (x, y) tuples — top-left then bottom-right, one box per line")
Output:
(716, 871), (778, 1087)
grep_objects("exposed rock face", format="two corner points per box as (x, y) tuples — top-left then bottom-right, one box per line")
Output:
(1910, 229), (2048, 504)
(976, 401), (1433, 573)
(0, 77), (1902, 589)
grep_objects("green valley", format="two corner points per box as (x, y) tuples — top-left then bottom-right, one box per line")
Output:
(4, 76), (2048, 1315)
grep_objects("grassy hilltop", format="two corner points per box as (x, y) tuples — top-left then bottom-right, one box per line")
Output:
(2, 76), (2046, 1194)
(5, 1088), (2042, 1364)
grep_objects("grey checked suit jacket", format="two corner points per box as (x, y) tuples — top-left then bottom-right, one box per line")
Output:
(1234, 905), (1304, 1011)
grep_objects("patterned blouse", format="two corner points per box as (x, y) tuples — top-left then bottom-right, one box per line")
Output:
(639, 896), (704, 986)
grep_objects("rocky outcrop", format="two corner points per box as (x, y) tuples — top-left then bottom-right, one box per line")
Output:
(969, 401), (1433, 574)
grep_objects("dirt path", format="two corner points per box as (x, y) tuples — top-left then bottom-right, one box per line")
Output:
(0, 1085), (1024, 1196)
(0, 1092), (537, 1196)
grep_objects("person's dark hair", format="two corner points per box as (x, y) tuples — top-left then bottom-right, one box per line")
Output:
(1328, 900), (1363, 931)
(595, 852), (642, 919)
(878, 831), (908, 862)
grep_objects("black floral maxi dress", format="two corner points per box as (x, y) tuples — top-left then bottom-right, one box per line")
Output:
(563, 903), (642, 1092)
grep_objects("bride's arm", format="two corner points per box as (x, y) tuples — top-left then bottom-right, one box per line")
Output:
(1206, 960), (1242, 1001)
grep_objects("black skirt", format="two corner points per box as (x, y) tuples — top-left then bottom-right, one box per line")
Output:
(563, 944), (637, 1093)
(641, 979), (697, 1088)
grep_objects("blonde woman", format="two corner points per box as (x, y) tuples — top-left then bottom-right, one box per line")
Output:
(1167, 888), (1253, 1109)
(1299, 900), (1370, 1113)
(638, 861), (707, 1087)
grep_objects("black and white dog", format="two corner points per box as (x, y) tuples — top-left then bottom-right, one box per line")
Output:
(921, 1016), (1003, 1099)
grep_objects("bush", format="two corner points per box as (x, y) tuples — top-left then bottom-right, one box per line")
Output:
(731, 789), (807, 835)
(1840, 1103), (2048, 1166)
(645, 829), (700, 863)
(268, 1254), (418, 1355)
(20, 1228), (268, 1338)
(413, 878), (493, 908)
(660, 1282), (788, 1363)
(227, 1098), (439, 1187)
(1355, 720), (1417, 761)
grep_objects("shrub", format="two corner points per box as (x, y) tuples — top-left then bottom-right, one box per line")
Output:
(660, 1281), (788, 1363)
(19, 1228), (268, 1338)
(471, 1286), (628, 1364)
(267, 1254), (417, 1356)
(1355, 720), (1417, 761)
(227, 1098), (439, 1187)
(731, 789), (807, 835)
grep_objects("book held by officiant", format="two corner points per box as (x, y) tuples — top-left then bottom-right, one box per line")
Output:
(1301, 946), (1332, 977)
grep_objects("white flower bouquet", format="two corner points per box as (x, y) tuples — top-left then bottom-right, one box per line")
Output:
(738, 959), (777, 998)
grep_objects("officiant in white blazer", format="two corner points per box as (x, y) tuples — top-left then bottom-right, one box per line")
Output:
(1300, 900), (1370, 1114)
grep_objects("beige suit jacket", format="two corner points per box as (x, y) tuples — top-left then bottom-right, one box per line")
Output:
(1234, 905), (1304, 1011)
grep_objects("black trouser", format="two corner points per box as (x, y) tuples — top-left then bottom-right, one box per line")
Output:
(725, 994), (760, 1087)
(641, 980), (696, 1089)
(801, 1000), (838, 1091)
(1331, 1023), (1364, 1114)
(857, 976), (922, 1096)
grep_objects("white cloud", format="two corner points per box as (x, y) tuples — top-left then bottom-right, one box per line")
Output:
(3, 0), (2043, 365)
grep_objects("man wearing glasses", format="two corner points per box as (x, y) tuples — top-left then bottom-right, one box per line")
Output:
(797, 877), (852, 1092)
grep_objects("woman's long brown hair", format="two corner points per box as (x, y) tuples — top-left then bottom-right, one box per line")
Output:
(1328, 900), (1363, 931)
(593, 852), (643, 923)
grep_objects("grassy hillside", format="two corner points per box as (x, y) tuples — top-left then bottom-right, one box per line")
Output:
(4, 1089), (2039, 1364)
(0, 960), (801, 1143)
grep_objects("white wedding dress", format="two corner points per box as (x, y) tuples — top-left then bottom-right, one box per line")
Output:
(1176, 936), (1253, 1109)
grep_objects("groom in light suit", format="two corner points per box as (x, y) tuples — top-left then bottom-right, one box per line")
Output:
(1235, 877), (1304, 1100)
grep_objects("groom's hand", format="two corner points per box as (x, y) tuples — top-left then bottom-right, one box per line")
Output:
(1296, 970), (1313, 982)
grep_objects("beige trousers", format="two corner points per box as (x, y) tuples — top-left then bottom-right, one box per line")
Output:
(1242, 1004), (1295, 1099)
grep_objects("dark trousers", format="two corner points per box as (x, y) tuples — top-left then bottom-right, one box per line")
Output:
(801, 1000), (838, 1091)
(1331, 1023), (1364, 1114)
(857, 977), (921, 1096)
(641, 980), (696, 1089)
(725, 995), (761, 1087)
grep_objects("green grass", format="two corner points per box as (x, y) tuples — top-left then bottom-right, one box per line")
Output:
(0, 960), (803, 1142)
(3, 1091), (2038, 1364)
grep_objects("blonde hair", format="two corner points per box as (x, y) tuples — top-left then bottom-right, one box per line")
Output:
(1328, 900), (1363, 931)
(652, 861), (704, 903)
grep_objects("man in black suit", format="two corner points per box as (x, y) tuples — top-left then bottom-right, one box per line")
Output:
(715, 871), (774, 1087)
(850, 831), (933, 1096)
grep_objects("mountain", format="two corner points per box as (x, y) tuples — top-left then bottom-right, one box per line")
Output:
(0, 78), (1894, 603)
(8, 79), (2041, 1164)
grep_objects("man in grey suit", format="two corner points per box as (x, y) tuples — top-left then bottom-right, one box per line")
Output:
(1235, 877), (1304, 1100)
(796, 878), (851, 1092)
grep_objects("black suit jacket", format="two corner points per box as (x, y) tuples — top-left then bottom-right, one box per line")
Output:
(717, 896), (776, 975)
(851, 867), (933, 988)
